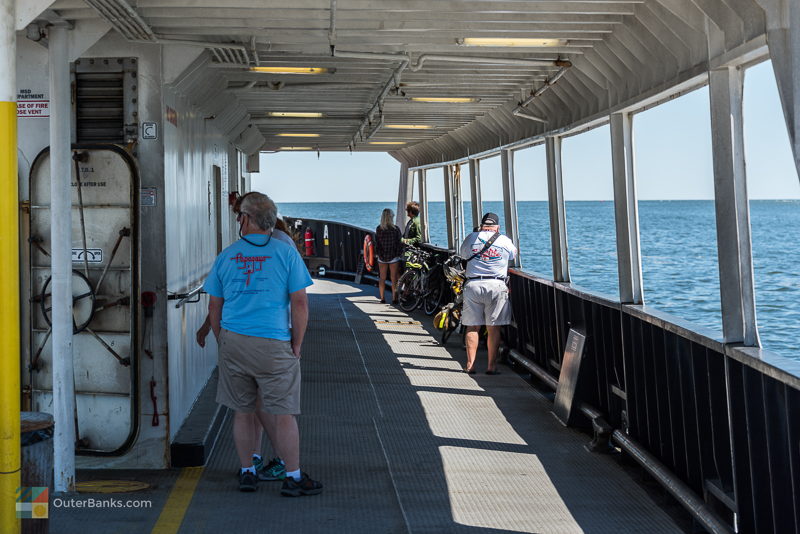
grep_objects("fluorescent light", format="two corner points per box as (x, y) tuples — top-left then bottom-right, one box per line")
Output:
(279, 146), (313, 150)
(369, 141), (406, 145)
(249, 67), (331, 74)
(268, 112), (324, 118)
(276, 133), (320, 137)
(409, 97), (479, 103)
(458, 38), (567, 47)
(385, 124), (432, 130)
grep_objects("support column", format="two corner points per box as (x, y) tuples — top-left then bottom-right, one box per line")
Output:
(709, 66), (759, 346)
(395, 162), (412, 228)
(0, 0), (21, 530)
(756, 0), (800, 182)
(452, 164), (465, 246)
(443, 166), (456, 249)
(49, 25), (77, 493)
(417, 170), (429, 243)
(501, 149), (520, 267)
(546, 136), (570, 282)
(468, 158), (482, 230)
(610, 112), (643, 304)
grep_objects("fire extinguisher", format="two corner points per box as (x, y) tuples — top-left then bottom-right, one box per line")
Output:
(304, 227), (315, 257)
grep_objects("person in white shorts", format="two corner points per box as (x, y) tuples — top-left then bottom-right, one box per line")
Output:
(459, 212), (517, 375)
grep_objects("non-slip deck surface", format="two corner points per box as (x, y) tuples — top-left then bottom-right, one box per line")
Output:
(53, 278), (686, 534)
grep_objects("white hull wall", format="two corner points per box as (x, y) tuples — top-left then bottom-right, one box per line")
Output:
(163, 85), (234, 441)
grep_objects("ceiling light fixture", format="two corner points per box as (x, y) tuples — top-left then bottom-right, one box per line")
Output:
(249, 67), (332, 74)
(276, 133), (321, 137)
(457, 38), (567, 47)
(385, 124), (432, 130)
(278, 146), (313, 150)
(369, 141), (406, 145)
(268, 112), (324, 118)
(409, 97), (479, 103)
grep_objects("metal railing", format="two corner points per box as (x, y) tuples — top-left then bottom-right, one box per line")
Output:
(283, 216), (800, 533)
(506, 268), (800, 534)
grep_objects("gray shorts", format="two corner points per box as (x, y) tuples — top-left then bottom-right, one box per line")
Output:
(216, 328), (301, 415)
(461, 279), (512, 326)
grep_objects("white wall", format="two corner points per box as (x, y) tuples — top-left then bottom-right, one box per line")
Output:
(163, 85), (236, 440)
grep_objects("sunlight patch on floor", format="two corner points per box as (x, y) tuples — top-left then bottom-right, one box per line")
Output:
(440, 446), (583, 533)
(418, 391), (527, 445)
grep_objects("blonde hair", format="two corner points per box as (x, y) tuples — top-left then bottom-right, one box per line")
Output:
(379, 208), (395, 230)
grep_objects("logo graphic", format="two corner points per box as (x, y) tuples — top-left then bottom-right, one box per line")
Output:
(16, 487), (49, 519)
(231, 253), (269, 286)
(473, 238), (503, 262)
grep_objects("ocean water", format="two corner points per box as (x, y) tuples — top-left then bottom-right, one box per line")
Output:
(278, 200), (800, 362)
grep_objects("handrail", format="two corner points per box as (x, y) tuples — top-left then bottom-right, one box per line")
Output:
(168, 284), (205, 309)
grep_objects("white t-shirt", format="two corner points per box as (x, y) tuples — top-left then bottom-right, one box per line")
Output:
(459, 231), (517, 278)
(273, 228), (295, 247)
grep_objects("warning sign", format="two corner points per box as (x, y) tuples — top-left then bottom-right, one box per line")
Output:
(17, 100), (49, 118)
(140, 187), (157, 207)
(17, 89), (49, 118)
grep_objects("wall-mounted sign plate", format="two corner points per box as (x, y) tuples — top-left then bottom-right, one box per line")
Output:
(142, 122), (158, 140)
(552, 328), (587, 426)
(72, 248), (103, 264)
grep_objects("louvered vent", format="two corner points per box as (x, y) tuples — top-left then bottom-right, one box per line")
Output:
(72, 58), (137, 145)
(75, 72), (125, 143)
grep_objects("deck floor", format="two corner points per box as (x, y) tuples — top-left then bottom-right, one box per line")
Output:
(54, 278), (687, 534)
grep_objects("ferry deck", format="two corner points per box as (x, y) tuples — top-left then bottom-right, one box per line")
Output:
(1, 1), (799, 533)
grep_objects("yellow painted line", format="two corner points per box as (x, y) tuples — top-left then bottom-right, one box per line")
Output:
(150, 467), (204, 534)
(0, 100), (21, 534)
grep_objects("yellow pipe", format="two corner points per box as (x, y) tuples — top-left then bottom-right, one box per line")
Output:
(0, 100), (21, 533)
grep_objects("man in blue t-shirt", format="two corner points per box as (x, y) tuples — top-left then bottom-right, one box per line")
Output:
(204, 192), (321, 496)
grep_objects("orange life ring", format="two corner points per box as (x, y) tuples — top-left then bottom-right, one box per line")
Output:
(363, 234), (375, 272)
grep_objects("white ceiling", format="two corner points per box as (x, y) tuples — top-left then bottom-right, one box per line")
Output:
(49, 0), (770, 164)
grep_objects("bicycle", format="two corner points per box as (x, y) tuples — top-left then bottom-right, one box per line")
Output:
(396, 247), (433, 312)
(435, 255), (466, 344)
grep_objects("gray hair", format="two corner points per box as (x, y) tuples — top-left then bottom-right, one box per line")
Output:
(239, 192), (277, 231)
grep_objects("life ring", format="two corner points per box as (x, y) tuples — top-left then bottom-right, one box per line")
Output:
(363, 234), (375, 272)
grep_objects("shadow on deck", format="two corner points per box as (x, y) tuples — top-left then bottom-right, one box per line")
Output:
(54, 278), (689, 534)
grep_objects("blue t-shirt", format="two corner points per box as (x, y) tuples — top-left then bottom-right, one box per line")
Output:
(203, 234), (312, 340)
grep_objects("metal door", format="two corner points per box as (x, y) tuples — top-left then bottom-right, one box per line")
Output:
(27, 145), (138, 454)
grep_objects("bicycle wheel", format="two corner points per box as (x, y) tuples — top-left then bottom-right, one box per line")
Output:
(397, 270), (421, 312)
(423, 282), (445, 316)
(441, 320), (458, 345)
(441, 308), (460, 345)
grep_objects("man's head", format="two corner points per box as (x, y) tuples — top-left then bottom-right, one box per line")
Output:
(238, 192), (278, 232)
(405, 201), (420, 217)
(480, 212), (500, 231)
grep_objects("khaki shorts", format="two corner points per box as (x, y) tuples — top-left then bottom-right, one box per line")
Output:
(216, 328), (301, 415)
(461, 279), (512, 326)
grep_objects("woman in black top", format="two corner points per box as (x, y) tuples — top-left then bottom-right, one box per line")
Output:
(375, 208), (403, 304)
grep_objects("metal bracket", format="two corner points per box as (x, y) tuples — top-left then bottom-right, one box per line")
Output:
(585, 416), (615, 454)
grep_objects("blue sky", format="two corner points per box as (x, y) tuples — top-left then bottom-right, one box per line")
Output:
(253, 60), (799, 202)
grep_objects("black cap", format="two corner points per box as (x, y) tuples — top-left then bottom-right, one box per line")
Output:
(481, 212), (499, 226)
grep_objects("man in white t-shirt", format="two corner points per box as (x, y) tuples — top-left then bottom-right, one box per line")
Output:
(458, 212), (517, 375)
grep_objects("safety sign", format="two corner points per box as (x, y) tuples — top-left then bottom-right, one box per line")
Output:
(141, 187), (157, 207)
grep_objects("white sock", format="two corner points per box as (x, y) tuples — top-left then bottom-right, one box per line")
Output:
(286, 468), (301, 481)
(241, 466), (256, 475)
(252, 454), (262, 462)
